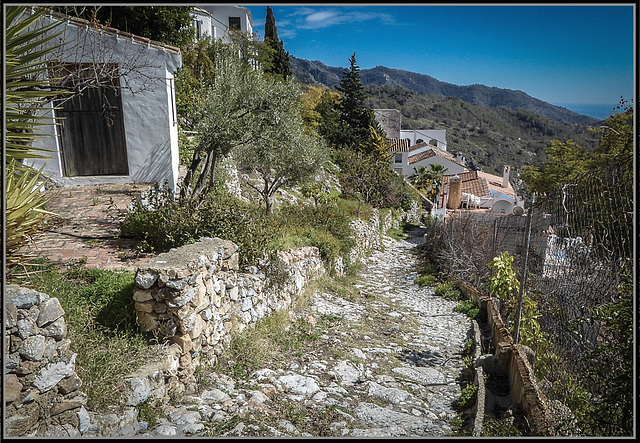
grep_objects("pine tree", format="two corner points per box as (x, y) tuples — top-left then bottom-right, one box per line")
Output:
(336, 53), (382, 151)
(263, 6), (291, 81)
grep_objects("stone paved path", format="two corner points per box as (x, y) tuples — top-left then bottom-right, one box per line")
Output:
(77, 226), (473, 438)
(16, 183), (155, 271)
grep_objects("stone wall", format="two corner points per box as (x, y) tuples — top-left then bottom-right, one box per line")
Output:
(125, 237), (325, 405)
(124, 206), (402, 405)
(3, 206), (403, 436)
(5, 286), (86, 437)
(458, 282), (557, 436)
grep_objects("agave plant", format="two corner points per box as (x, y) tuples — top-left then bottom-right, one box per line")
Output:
(5, 6), (71, 264)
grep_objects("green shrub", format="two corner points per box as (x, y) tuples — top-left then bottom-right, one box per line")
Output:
(273, 201), (356, 268)
(120, 185), (276, 267)
(415, 273), (438, 287)
(454, 299), (480, 319)
(434, 280), (454, 297)
(454, 383), (478, 411)
(434, 280), (461, 300)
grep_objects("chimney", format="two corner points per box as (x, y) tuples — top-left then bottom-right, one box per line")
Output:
(502, 165), (510, 188)
(446, 175), (462, 210)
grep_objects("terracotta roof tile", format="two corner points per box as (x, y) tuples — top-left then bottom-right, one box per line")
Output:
(477, 170), (516, 198)
(388, 138), (411, 153)
(408, 149), (435, 164)
(439, 171), (491, 208)
(407, 145), (458, 165)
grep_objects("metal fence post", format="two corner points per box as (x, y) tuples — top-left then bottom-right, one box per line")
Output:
(514, 196), (535, 344)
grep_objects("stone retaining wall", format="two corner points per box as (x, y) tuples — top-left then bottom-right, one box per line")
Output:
(126, 237), (325, 405)
(458, 282), (556, 436)
(5, 285), (86, 437)
(4, 205), (408, 436)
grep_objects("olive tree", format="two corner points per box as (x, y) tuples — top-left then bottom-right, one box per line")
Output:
(181, 43), (327, 208)
(180, 43), (272, 203)
(234, 79), (328, 215)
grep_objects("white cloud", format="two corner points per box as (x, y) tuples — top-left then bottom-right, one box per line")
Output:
(287, 7), (395, 30)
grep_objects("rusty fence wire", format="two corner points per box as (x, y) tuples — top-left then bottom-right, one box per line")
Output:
(436, 169), (633, 434)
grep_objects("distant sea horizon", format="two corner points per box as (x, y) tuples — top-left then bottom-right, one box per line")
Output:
(555, 103), (619, 121)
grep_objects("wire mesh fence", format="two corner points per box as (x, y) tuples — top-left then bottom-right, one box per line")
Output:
(434, 168), (633, 434)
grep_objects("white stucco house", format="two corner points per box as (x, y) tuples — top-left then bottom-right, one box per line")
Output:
(391, 141), (466, 178)
(26, 8), (182, 193)
(400, 129), (447, 151)
(191, 5), (253, 42)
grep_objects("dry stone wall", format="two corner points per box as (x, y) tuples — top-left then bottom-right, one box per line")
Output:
(126, 237), (325, 405)
(5, 285), (86, 437)
(458, 281), (558, 436)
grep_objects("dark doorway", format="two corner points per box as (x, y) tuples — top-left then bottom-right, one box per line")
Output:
(54, 63), (128, 176)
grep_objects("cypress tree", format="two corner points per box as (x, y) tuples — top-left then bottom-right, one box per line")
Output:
(263, 6), (291, 80)
(264, 6), (278, 42)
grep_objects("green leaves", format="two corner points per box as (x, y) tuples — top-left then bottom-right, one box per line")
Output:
(488, 251), (520, 302)
(409, 163), (448, 202)
(5, 6), (71, 158)
(5, 6), (71, 264)
(5, 160), (57, 264)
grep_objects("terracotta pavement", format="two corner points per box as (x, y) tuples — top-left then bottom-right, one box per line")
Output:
(16, 183), (157, 272)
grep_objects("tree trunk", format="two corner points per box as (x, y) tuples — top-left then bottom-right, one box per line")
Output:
(180, 150), (204, 201)
(192, 151), (217, 206)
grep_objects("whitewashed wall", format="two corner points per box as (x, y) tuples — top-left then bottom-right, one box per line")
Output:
(200, 5), (253, 43)
(28, 12), (182, 193)
(400, 129), (448, 151)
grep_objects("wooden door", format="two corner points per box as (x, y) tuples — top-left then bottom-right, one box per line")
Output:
(55, 64), (129, 176)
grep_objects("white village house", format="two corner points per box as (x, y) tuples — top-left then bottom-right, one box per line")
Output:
(27, 8), (182, 193)
(375, 108), (524, 217)
(190, 5), (253, 42)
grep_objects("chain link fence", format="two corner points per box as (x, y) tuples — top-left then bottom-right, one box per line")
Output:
(432, 169), (633, 435)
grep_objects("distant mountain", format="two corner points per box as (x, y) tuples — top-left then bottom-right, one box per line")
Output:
(289, 56), (600, 126)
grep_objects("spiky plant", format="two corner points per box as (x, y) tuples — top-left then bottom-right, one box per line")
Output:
(5, 6), (71, 265)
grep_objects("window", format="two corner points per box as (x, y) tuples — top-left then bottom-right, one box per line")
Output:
(194, 19), (202, 38)
(229, 17), (241, 30)
(394, 153), (403, 163)
(169, 77), (177, 125)
(416, 138), (424, 144)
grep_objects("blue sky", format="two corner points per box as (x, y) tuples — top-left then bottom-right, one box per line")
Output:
(244, 3), (635, 119)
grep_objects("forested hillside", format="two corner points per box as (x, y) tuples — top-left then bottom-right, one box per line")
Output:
(290, 56), (601, 126)
(364, 84), (599, 177)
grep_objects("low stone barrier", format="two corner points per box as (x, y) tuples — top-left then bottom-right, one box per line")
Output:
(471, 319), (486, 436)
(5, 285), (86, 437)
(3, 205), (406, 436)
(126, 237), (325, 405)
(458, 281), (556, 436)
(125, 206), (402, 406)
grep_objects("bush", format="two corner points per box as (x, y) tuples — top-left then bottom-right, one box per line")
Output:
(120, 182), (360, 273)
(332, 147), (417, 211)
(120, 184), (276, 267)
(454, 383), (478, 411)
(273, 202), (356, 269)
(415, 274), (438, 287)
(434, 281), (462, 301)
(454, 299), (480, 319)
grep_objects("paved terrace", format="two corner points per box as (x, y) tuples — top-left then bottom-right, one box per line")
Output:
(16, 183), (155, 271)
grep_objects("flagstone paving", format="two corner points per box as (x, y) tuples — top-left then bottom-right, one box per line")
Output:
(17, 183), (155, 271)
